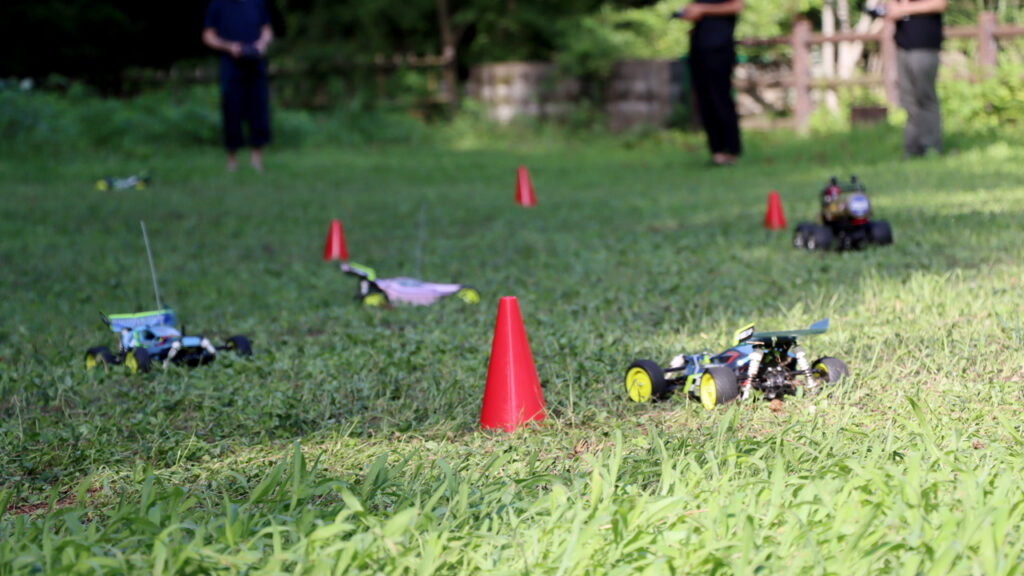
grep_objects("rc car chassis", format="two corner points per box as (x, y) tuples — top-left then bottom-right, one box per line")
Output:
(793, 175), (892, 251)
(84, 309), (251, 374)
(340, 262), (480, 307)
(625, 319), (849, 409)
(95, 172), (151, 191)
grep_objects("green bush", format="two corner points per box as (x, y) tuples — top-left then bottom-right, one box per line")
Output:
(939, 61), (1024, 132)
(0, 83), (433, 156)
(804, 62), (1024, 136)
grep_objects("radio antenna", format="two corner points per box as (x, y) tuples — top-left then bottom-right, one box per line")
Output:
(140, 221), (163, 309)
(416, 202), (426, 278)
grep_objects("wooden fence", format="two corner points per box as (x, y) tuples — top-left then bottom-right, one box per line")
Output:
(125, 11), (1023, 130)
(123, 51), (457, 111)
(467, 11), (1024, 132)
(740, 11), (1024, 130)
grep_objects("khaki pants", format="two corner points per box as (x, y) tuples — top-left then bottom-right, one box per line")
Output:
(897, 49), (942, 156)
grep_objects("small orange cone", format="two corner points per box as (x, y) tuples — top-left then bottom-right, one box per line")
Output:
(323, 219), (349, 261)
(516, 166), (536, 207)
(764, 190), (787, 230)
(480, 297), (546, 432)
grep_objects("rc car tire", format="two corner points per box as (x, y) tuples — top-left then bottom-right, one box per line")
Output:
(699, 366), (740, 410)
(455, 287), (481, 305)
(868, 220), (893, 245)
(126, 348), (152, 374)
(361, 290), (389, 307)
(793, 223), (814, 249)
(85, 346), (117, 371)
(812, 356), (849, 385)
(226, 335), (253, 357)
(806, 225), (833, 251)
(625, 360), (666, 403)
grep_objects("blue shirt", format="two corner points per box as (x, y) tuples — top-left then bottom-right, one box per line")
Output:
(203, 0), (270, 44)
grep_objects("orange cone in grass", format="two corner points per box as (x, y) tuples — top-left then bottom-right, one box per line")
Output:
(516, 166), (536, 207)
(764, 190), (787, 230)
(480, 297), (546, 432)
(323, 219), (348, 261)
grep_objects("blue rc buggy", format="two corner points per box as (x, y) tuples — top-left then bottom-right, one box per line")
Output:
(625, 319), (849, 409)
(84, 309), (251, 374)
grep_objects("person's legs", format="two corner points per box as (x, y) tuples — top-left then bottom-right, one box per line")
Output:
(703, 49), (741, 159)
(689, 53), (720, 157)
(910, 49), (942, 154)
(898, 49), (924, 157)
(690, 50), (741, 163)
(220, 62), (244, 170)
(243, 62), (272, 171)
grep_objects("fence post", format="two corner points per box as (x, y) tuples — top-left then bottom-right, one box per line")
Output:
(880, 20), (899, 105)
(977, 11), (998, 70)
(791, 18), (812, 132)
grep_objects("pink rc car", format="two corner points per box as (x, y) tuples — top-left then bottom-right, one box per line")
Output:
(339, 262), (480, 307)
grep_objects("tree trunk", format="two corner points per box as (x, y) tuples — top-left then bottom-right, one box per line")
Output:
(436, 0), (458, 114)
(837, 0), (884, 79)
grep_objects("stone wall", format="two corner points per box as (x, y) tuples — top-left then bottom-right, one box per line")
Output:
(465, 62), (580, 124)
(467, 60), (685, 132)
(467, 59), (793, 132)
(468, 58), (802, 132)
(603, 59), (682, 132)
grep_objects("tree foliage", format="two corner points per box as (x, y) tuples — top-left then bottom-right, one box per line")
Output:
(0, 0), (1013, 90)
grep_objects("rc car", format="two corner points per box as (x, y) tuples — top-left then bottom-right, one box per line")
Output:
(793, 175), (892, 251)
(84, 308), (252, 374)
(95, 172), (151, 191)
(340, 262), (480, 307)
(625, 319), (849, 409)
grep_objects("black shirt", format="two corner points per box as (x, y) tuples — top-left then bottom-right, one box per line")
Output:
(690, 0), (737, 52)
(895, 4), (943, 50)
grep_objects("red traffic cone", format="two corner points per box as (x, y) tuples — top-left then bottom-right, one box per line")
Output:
(516, 166), (536, 207)
(323, 219), (349, 261)
(480, 297), (546, 432)
(764, 190), (787, 230)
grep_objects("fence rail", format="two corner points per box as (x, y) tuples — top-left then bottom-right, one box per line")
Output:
(123, 51), (456, 110)
(738, 12), (1024, 130)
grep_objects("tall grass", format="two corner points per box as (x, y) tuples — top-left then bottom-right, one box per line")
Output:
(1, 116), (1023, 572)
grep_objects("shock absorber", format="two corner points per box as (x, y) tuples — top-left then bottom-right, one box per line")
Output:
(743, 348), (764, 399)
(794, 346), (815, 389)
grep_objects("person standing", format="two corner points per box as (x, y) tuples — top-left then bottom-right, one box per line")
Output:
(675, 0), (744, 166)
(884, 0), (946, 157)
(203, 0), (274, 171)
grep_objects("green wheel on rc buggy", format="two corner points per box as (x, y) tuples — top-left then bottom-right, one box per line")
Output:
(699, 366), (740, 410)
(455, 287), (481, 305)
(812, 356), (849, 385)
(84, 346), (117, 371)
(625, 360), (666, 403)
(124, 347), (152, 374)
(362, 292), (389, 307)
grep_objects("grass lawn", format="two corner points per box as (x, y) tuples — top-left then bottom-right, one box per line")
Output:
(1, 123), (1023, 573)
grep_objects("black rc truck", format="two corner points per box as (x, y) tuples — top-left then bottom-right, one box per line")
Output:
(793, 175), (893, 251)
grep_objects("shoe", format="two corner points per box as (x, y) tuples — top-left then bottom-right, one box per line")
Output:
(712, 153), (738, 166)
(251, 150), (264, 172)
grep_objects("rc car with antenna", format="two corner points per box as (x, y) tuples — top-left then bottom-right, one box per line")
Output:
(624, 319), (849, 409)
(83, 221), (253, 374)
